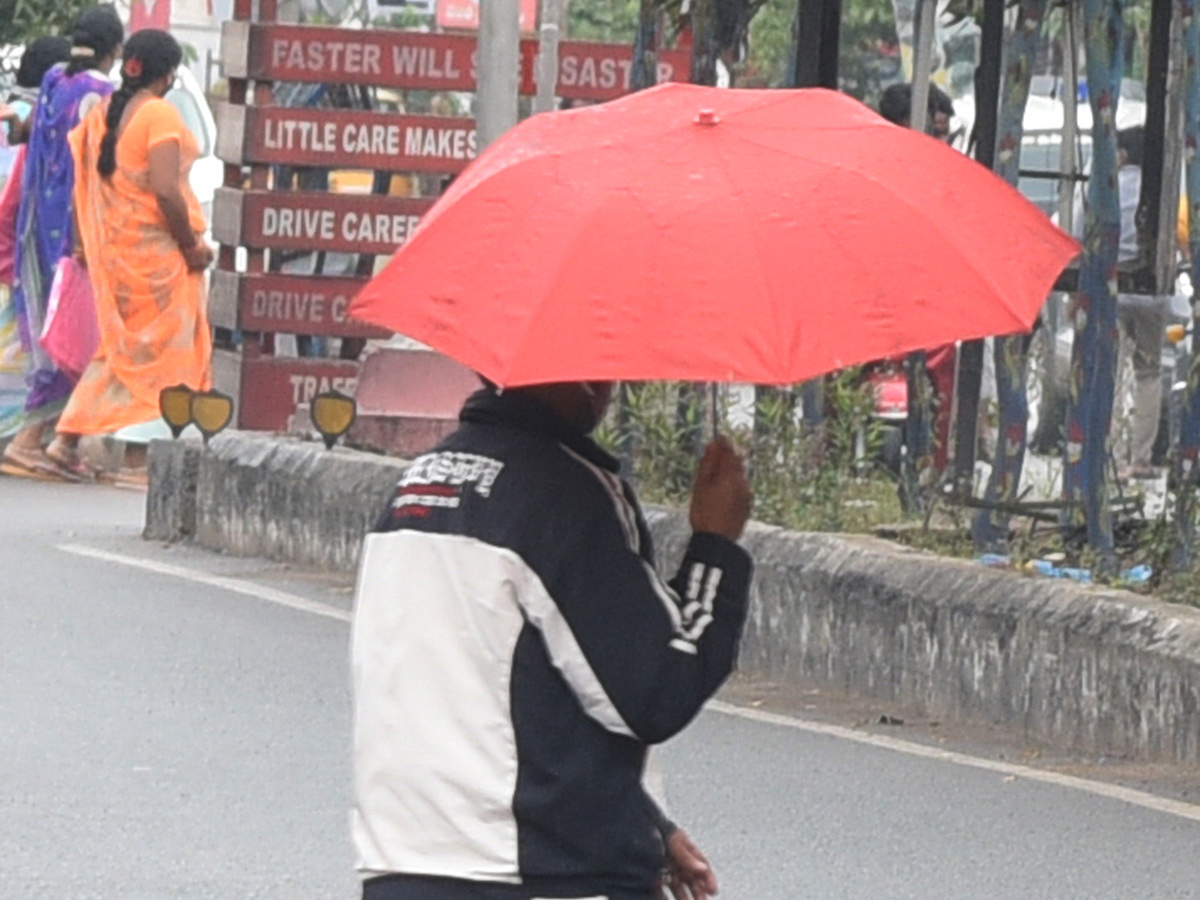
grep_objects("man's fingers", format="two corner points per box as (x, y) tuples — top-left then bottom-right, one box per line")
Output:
(675, 833), (718, 896)
(679, 874), (713, 900)
(697, 436), (741, 483)
(695, 441), (722, 484)
(668, 874), (691, 900)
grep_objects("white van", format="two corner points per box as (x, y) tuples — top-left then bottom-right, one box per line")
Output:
(165, 66), (220, 236)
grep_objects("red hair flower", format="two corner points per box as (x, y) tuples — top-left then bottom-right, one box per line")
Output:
(122, 57), (143, 78)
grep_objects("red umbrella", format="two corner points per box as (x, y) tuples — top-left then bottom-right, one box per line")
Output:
(351, 83), (1079, 387)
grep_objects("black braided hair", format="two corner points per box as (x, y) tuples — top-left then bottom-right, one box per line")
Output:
(97, 30), (183, 180)
(16, 36), (71, 89)
(65, 5), (124, 76)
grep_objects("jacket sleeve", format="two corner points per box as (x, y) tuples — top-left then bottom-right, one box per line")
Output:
(517, 472), (752, 745)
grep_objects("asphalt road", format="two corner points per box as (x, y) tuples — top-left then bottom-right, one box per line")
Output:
(4, 477), (1200, 900)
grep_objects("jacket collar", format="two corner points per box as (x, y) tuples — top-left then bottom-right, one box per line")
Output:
(459, 389), (620, 474)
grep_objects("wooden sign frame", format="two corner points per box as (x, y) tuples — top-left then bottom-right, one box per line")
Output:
(220, 22), (690, 102)
(217, 105), (477, 173)
(212, 187), (436, 254)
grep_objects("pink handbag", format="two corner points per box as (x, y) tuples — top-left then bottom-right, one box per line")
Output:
(40, 256), (99, 379)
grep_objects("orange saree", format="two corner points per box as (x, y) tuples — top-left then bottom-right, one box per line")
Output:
(59, 97), (211, 435)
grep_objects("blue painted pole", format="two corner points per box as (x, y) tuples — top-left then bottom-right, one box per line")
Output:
(1061, 0), (1125, 561)
(1173, 0), (1200, 564)
(970, 0), (1049, 551)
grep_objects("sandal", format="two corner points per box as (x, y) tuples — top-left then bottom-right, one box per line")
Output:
(0, 445), (79, 482)
(43, 439), (98, 482)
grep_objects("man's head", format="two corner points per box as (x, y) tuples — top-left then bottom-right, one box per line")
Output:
(1118, 126), (1144, 168)
(495, 381), (616, 434)
(879, 82), (955, 142)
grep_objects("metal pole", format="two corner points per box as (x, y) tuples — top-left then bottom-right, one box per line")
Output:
(1044, 13), (1080, 440)
(902, 0), (936, 509)
(689, 0), (719, 86)
(785, 0), (840, 434)
(1140, 0), (1174, 284)
(631, 0), (659, 90)
(1173, 0), (1200, 566)
(951, 0), (1005, 493)
(1062, 0), (1126, 559)
(970, 0), (1049, 551)
(680, 0), (720, 459)
(533, 0), (562, 114)
(909, 0), (935, 133)
(477, 0), (521, 150)
(789, 0), (842, 89)
(1058, 20), (1079, 236)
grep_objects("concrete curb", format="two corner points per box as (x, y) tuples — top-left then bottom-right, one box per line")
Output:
(147, 433), (407, 573)
(147, 433), (1200, 764)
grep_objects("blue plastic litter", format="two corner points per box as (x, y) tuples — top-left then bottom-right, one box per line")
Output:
(1059, 567), (1092, 584)
(1027, 560), (1092, 583)
(1119, 565), (1153, 586)
(977, 554), (1011, 568)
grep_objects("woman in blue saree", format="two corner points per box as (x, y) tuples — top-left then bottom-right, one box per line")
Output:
(1, 5), (123, 480)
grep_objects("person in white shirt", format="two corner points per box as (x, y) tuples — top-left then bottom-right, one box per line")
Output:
(1112, 126), (1167, 480)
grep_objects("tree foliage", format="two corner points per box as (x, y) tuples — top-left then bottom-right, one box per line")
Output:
(0, 0), (93, 48)
(742, 0), (899, 101)
(564, 0), (900, 106)
(568, 0), (640, 43)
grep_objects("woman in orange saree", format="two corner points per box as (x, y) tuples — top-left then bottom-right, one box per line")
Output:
(59, 29), (212, 475)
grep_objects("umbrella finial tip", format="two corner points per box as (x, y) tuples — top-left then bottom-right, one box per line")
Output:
(695, 109), (720, 126)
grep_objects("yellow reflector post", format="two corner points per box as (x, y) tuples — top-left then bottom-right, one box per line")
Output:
(311, 391), (357, 450)
(159, 384), (195, 438)
(190, 391), (234, 445)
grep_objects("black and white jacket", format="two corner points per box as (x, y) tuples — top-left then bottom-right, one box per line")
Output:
(351, 389), (753, 897)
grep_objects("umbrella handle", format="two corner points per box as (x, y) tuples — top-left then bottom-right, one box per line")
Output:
(710, 383), (720, 439)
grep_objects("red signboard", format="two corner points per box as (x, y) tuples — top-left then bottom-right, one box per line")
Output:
(209, 270), (387, 337)
(129, 0), (171, 30)
(217, 105), (476, 172)
(436, 0), (539, 32)
(212, 188), (436, 254)
(218, 351), (361, 432)
(221, 22), (690, 102)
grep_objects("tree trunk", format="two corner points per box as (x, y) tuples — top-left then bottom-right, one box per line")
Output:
(631, 0), (659, 91)
(690, 0), (720, 86)
(1061, 0), (1126, 560)
(1172, 0), (1200, 564)
(970, 0), (1049, 551)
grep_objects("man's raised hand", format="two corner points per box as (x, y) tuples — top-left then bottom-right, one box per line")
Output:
(689, 437), (753, 542)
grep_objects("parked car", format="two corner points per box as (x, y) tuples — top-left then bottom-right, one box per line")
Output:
(1025, 287), (1191, 464)
(959, 78), (1189, 464)
(165, 66), (220, 237)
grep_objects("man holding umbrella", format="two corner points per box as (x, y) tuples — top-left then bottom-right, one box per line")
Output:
(348, 82), (1079, 900)
(351, 379), (754, 900)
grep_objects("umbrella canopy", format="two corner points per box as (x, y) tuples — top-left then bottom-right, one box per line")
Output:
(351, 83), (1079, 387)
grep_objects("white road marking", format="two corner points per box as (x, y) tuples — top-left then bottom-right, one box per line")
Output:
(58, 541), (1200, 827)
(708, 700), (1200, 825)
(57, 544), (351, 623)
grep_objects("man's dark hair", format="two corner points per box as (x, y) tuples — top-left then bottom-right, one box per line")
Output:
(879, 82), (955, 125)
(1118, 126), (1144, 168)
(16, 36), (71, 89)
(879, 83), (912, 125)
(929, 84), (954, 118)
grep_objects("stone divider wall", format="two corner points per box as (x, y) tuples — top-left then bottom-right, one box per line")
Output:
(147, 432), (1200, 764)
